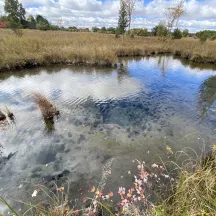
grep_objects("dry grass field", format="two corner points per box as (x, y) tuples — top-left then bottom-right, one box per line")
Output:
(1, 29), (216, 71)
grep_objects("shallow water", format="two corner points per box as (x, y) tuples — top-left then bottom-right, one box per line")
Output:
(0, 55), (216, 213)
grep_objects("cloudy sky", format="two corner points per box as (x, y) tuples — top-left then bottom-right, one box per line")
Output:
(0, 0), (216, 32)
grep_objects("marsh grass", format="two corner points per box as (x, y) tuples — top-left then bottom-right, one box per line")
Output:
(151, 149), (216, 216)
(1, 29), (216, 72)
(33, 93), (59, 120)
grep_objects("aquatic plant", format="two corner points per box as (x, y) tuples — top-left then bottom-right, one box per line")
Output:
(33, 92), (59, 120)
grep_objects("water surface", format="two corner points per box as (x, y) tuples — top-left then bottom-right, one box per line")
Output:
(0, 55), (216, 213)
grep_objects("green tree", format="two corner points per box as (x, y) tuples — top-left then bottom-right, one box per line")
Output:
(151, 26), (158, 36)
(107, 27), (116, 34)
(118, 0), (128, 34)
(4, 0), (26, 26)
(173, 28), (182, 39)
(27, 15), (36, 29)
(182, 29), (189, 37)
(101, 26), (106, 32)
(92, 26), (100, 32)
(27, 15), (36, 23)
(35, 15), (50, 31)
(156, 22), (168, 37)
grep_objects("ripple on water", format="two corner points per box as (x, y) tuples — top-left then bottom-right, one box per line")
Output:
(1, 56), (216, 213)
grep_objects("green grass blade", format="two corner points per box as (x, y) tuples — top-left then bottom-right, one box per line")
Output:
(0, 196), (19, 216)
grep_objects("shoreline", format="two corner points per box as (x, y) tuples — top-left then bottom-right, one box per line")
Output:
(1, 51), (216, 73)
(1, 30), (216, 73)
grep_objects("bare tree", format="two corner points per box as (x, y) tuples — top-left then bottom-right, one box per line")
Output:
(165, 0), (185, 35)
(123, 0), (141, 30)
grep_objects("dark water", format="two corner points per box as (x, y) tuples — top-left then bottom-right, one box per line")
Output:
(0, 55), (216, 213)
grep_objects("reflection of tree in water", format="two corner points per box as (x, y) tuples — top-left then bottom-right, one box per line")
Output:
(117, 64), (130, 83)
(157, 55), (169, 76)
(199, 75), (216, 117)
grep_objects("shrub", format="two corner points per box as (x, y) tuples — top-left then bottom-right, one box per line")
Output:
(172, 28), (182, 39)
(182, 29), (189, 37)
(156, 23), (168, 37)
(210, 35), (216, 41)
(92, 26), (100, 32)
(7, 21), (23, 37)
(107, 27), (116, 34)
(133, 28), (149, 37)
(115, 28), (121, 38)
(125, 30), (134, 38)
(36, 23), (50, 31)
(196, 30), (216, 42)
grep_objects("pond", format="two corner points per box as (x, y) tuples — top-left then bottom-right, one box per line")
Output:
(0, 55), (216, 213)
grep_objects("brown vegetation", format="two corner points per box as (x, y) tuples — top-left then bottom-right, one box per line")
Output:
(1, 29), (216, 72)
(0, 107), (14, 121)
(33, 93), (59, 120)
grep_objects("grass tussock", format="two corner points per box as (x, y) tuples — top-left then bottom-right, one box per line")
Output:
(1, 29), (216, 71)
(153, 150), (216, 216)
(33, 93), (59, 120)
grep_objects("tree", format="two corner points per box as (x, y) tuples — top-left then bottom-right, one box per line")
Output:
(92, 26), (100, 32)
(156, 22), (168, 37)
(4, 0), (26, 25)
(36, 15), (49, 26)
(27, 15), (36, 29)
(27, 15), (36, 23)
(118, 0), (128, 34)
(69, 26), (78, 32)
(182, 29), (189, 37)
(107, 27), (116, 34)
(165, 0), (185, 35)
(172, 28), (182, 39)
(36, 15), (50, 31)
(151, 26), (158, 36)
(124, 0), (141, 30)
(101, 26), (106, 32)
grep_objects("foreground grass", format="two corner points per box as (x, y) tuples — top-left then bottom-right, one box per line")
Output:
(1, 29), (216, 71)
(150, 152), (216, 216)
(1, 149), (216, 216)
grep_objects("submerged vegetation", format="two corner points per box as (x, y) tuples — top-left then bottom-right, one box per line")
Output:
(1, 29), (216, 72)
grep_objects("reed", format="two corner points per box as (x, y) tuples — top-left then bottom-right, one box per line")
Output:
(1, 29), (216, 72)
(33, 93), (59, 120)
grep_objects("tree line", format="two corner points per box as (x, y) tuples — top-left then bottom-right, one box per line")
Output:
(1, 0), (216, 41)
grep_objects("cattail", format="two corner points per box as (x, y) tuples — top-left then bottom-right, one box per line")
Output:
(33, 93), (59, 120)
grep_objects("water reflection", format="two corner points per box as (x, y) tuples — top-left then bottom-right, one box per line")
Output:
(199, 75), (216, 117)
(1, 56), (216, 214)
(157, 55), (169, 76)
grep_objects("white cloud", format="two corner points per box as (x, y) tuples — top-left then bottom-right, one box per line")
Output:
(1, 0), (216, 31)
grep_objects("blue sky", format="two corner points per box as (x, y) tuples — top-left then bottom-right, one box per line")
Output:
(0, 0), (216, 32)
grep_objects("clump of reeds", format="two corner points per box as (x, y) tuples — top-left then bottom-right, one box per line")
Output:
(33, 93), (59, 120)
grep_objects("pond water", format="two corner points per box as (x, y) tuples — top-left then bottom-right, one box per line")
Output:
(0, 55), (216, 213)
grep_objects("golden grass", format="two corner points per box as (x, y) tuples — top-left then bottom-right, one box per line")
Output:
(33, 92), (59, 120)
(1, 29), (216, 71)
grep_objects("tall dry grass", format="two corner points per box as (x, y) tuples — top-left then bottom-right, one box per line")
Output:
(1, 29), (216, 71)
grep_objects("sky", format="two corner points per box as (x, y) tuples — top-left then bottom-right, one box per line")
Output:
(0, 0), (216, 32)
